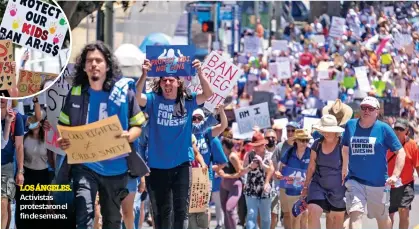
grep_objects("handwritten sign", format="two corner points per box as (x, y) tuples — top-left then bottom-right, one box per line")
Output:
(0, 0), (69, 56)
(234, 102), (270, 134)
(57, 115), (131, 164)
(189, 168), (211, 213)
(329, 17), (346, 39)
(319, 80), (338, 101)
(45, 64), (73, 155)
(189, 51), (242, 112)
(243, 36), (260, 56)
(17, 70), (57, 97)
(146, 45), (195, 77)
(0, 40), (15, 90)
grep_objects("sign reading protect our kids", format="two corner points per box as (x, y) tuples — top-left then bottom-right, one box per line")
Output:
(0, 0), (69, 57)
(146, 45), (195, 77)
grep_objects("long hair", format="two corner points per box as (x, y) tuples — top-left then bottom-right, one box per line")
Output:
(24, 120), (45, 144)
(72, 41), (122, 91)
(151, 77), (186, 100)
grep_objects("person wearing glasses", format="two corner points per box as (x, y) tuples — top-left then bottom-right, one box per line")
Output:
(271, 121), (300, 229)
(342, 96), (406, 229)
(387, 119), (419, 229)
(275, 129), (312, 229)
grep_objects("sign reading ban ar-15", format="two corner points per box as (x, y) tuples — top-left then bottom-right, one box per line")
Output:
(234, 102), (271, 134)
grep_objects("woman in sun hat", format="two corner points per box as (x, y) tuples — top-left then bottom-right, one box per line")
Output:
(275, 129), (312, 229)
(301, 115), (347, 229)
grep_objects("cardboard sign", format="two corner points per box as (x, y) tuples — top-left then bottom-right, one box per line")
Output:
(146, 45), (195, 77)
(0, 0), (69, 57)
(329, 17), (346, 39)
(189, 168), (211, 213)
(17, 70), (57, 97)
(319, 80), (338, 101)
(243, 36), (260, 56)
(234, 102), (270, 134)
(0, 40), (16, 90)
(45, 64), (74, 155)
(272, 40), (288, 52)
(190, 51), (242, 112)
(57, 115), (131, 164)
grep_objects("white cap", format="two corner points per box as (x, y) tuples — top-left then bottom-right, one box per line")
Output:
(192, 108), (205, 118)
(347, 88), (354, 95)
(360, 96), (380, 109)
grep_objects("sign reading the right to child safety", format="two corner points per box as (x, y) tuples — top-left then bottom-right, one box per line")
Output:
(189, 168), (211, 213)
(234, 102), (270, 134)
(0, 40), (16, 90)
(188, 51), (242, 112)
(0, 0), (69, 57)
(17, 70), (57, 97)
(57, 115), (131, 164)
(146, 45), (195, 77)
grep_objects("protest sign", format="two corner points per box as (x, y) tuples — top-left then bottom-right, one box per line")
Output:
(45, 64), (73, 155)
(277, 60), (291, 79)
(271, 40), (288, 52)
(272, 85), (286, 99)
(317, 61), (332, 80)
(0, 0), (69, 57)
(381, 97), (401, 117)
(277, 166), (307, 191)
(0, 40), (16, 90)
(251, 91), (277, 118)
(268, 62), (280, 78)
(17, 70), (57, 97)
(190, 51), (242, 112)
(189, 168), (211, 213)
(329, 17), (346, 39)
(232, 122), (254, 140)
(319, 80), (338, 101)
(243, 36), (260, 56)
(384, 6), (394, 17)
(354, 66), (371, 92)
(410, 84), (419, 103)
(234, 102), (270, 134)
(303, 117), (320, 134)
(57, 115), (131, 164)
(146, 45), (195, 77)
(311, 35), (325, 44)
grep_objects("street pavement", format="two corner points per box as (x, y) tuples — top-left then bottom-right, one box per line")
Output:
(142, 175), (419, 229)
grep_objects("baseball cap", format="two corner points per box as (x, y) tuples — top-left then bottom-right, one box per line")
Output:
(360, 96), (380, 109)
(286, 121), (300, 129)
(192, 109), (205, 118)
(394, 119), (409, 130)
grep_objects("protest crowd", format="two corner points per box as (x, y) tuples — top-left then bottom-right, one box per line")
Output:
(3, 2), (419, 229)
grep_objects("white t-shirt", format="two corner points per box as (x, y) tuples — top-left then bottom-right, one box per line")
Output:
(23, 136), (48, 170)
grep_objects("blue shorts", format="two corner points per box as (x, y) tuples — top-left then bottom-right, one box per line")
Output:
(127, 177), (138, 193)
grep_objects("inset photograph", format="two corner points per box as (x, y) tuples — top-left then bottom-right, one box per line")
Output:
(0, 0), (71, 99)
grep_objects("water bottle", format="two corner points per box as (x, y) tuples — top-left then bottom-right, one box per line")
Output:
(382, 175), (391, 206)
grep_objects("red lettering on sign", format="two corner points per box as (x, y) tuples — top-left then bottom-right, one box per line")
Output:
(21, 23), (49, 40)
(207, 54), (219, 67)
(0, 43), (7, 57)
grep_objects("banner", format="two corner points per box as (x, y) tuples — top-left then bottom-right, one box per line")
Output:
(190, 51), (242, 112)
(234, 102), (270, 134)
(146, 45), (195, 77)
(277, 166), (307, 192)
(45, 64), (73, 155)
(329, 17), (346, 39)
(0, 40), (16, 90)
(189, 168), (211, 213)
(0, 0), (69, 57)
(57, 115), (131, 164)
(17, 70), (57, 97)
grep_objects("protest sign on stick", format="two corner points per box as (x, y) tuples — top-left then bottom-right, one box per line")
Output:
(17, 70), (57, 97)
(189, 168), (211, 213)
(329, 17), (346, 39)
(57, 115), (131, 164)
(234, 102), (270, 134)
(0, 0), (69, 57)
(0, 40), (16, 90)
(188, 51), (242, 112)
(146, 45), (195, 77)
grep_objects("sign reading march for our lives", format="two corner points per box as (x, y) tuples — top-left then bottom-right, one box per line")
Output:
(0, 0), (69, 57)
(146, 45), (195, 77)
(234, 102), (270, 134)
(277, 166), (307, 192)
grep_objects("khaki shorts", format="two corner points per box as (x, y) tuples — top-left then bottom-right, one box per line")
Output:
(1, 163), (15, 200)
(279, 189), (300, 213)
(271, 194), (281, 215)
(345, 179), (389, 220)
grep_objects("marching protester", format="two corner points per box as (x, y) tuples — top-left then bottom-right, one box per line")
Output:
(276, 129), (311, 229)
(342, 96), (406, 229)
(1, 105), (14, 149)
(302, 115), (347, 229)
(387, 119), (419, 229)
(241, 131), (275, 229)
(56, 41), (147, 229)
(135, 52), (213, 228)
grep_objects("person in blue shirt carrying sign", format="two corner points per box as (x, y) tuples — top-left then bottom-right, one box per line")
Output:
(342, 96), (406, 229)
(135, 56), (213, 229)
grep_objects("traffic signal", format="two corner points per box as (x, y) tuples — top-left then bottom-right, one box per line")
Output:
(202, 21), (214, 32)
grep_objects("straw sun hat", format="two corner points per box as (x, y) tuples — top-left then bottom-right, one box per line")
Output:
(322, 99), (353, 126)
(294, 129), (313, 140)
(313, 115), (345, 133)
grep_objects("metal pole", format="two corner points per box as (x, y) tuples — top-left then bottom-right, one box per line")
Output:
(254, 1), (259, 22)
(96, 9), (104, 42)
(187, 10), (192, 45)
(104, 1), (114, 50)
(275, 1), (282, 40)
(86, 14), (89, 44)
(214, 2), (219, 44)
(268, 1), (273, 47)
(231, 5), (235, 57)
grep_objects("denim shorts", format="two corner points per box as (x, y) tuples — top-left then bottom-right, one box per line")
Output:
(1, 163), (15, 200)
(127, 177), (138, 193)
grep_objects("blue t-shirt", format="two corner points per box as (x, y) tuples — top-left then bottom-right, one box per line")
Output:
(145, 92), (199, 169)
(83, 88), (128, 176)
(280, 146), (310, 196)
(342, 119), (402, 187)
(1, 113), (24, 165)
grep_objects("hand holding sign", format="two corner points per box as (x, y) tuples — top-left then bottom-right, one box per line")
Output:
(142, 59), (152, 75)
(192, 59), (202, 75)
(57, 137), (70, 150)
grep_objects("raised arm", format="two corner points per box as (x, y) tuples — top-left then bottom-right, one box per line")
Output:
(211, 105), (228, 137)
(136, 59), (151, 107)
(194, 60), (213, 105)
(192, 115), (218, 134)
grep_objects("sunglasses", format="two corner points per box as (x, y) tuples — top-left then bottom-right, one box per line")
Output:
(265, 136), (276, 140)
(394, 127), (406, 132)
(360, 106), (376, 112)
(298, 139), (310, 143)
(287, 129), (296, 132)
(192, 116), (204, 122)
